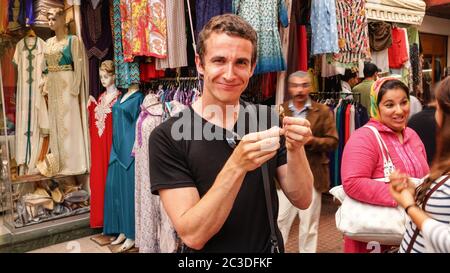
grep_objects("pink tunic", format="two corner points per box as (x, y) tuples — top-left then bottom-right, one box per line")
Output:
(341, 119), (429, 253)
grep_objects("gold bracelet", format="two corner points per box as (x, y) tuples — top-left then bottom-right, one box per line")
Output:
(405, 204), (418, 214)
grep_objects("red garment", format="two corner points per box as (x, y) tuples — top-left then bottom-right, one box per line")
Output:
(344, 104), (351, 143)
(140, 62), (165, 82)
(298, 25), (308, 71)
(87, 91), (120, 228)
(388, 28), (409, 69)
(261, 72), (277, 99)
(1, 46), (17, 122)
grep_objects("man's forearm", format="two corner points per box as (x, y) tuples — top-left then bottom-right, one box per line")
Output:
(285, 147), (313, 209)
(177, 161), (246, 250)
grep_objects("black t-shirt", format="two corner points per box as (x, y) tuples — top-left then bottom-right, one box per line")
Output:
(149, 101), (287, 253)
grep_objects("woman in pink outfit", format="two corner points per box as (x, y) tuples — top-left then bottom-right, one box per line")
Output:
(341, 78), (429, 253)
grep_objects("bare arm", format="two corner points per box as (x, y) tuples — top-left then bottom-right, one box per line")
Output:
(159, 160), (246, 250)
(277, 117), (313, 209)
(159, 129), (281, 250)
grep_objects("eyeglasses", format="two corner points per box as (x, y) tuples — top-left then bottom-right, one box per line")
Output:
(225, 131), (241, 149)
(288, 82), (311, 89)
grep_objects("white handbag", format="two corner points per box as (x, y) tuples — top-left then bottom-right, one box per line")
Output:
(330, 126), (417, 245)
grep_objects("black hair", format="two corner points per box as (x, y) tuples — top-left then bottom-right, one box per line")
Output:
(377, 79), (410, 105)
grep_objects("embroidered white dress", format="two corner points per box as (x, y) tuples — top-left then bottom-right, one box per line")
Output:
(13, 36), (48, 174)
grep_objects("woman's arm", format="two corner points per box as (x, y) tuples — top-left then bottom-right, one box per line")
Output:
(341, 129), (397, 207)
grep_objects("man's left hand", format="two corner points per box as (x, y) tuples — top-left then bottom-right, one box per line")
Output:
(281, 116), (312, 151)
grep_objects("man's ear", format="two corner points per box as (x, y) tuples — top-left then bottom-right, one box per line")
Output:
(249, 62), (256, 77)
(195, 54), (204, 76)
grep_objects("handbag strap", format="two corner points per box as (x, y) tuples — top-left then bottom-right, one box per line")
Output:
(364, 125), (395, 178)
(406, 175), (450, 253)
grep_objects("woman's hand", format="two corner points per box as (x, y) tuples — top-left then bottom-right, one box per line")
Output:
(389, 170), (416, 208)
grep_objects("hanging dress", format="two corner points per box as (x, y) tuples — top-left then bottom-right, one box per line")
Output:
(13, 37), (47, 174)
(155, 0), (188, 69)
(103, 91), (144, 239)
(233, 0), (288, 74)
(87, 89), (120, 228)
(80, 0), (113, 99)
(119, 0), (167, 62)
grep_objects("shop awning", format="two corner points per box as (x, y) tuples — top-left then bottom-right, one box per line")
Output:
(365, 0), (426, 25)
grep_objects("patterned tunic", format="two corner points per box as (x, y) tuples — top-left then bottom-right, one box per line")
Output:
(310, 0), (339, 55)
(120, 0), (167, 62)
(332, 0), (370, 65)
(134, 94), (178, 253)
(112, 0), (140, 88)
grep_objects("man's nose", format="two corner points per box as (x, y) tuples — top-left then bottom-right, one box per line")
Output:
(223, 63), (236, 81)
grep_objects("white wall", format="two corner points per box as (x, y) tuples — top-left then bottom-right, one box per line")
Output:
(419, 15), (450, 65)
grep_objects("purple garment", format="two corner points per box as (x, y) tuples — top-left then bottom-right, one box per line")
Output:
(81, 0), (113, 99)
(195, 0), (232, 38)
(18, 0), (34, 25)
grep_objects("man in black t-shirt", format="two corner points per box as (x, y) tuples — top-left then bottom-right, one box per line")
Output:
(149, 14), (313, 253)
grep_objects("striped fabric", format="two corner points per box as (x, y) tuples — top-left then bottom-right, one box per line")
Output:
(333, 0), (370, 65)
(399, 175), (450, 253)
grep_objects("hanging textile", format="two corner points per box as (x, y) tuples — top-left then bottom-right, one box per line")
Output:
(368, 21), (392, 52)
(134, 93), (181, 253)
(156, 0), (188, 69)
(298, 25), (308, 71)
(140, 62), (165, 82)
(195, 0), (232, 38)
(275, 0), (292, 105)
(0, 44), (17, 126)
(87, 89), (120, 228)
(17, 0), (34, 26)
(332, 0), (370, 65)
(120, 0), (167, 63)
(310, 0), (339, 55)
(388, 27), (409, 69)
(112, 0), (140, 89)
(0, 0), (9, 33)
(13, 37), (47, 174)
(233, 0), (288, 74)
(80, 0), (113, 99)
(408, 27), (422, 97)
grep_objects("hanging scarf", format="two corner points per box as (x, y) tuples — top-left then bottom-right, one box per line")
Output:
(369, 77), (398, 120)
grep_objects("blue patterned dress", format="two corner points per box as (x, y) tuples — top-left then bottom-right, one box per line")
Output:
(233, 0), (288, 74)
(103, 91), (144, 239)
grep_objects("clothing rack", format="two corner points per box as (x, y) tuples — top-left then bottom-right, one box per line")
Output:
(310, 92), (361, 104)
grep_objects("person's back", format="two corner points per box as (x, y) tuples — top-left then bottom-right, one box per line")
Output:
(408, 105), (436, 165)
(409, 95), (423, 119)
(352, 79), (374, 113)
(352, 62), (380, 114)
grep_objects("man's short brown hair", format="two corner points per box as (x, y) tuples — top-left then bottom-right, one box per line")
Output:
(197, 14), (258, 66)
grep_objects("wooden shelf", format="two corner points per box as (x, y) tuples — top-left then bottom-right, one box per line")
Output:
(11, 173), (88, 184)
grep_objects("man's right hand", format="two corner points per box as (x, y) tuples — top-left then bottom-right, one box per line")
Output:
(228, 126), (281, 172)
